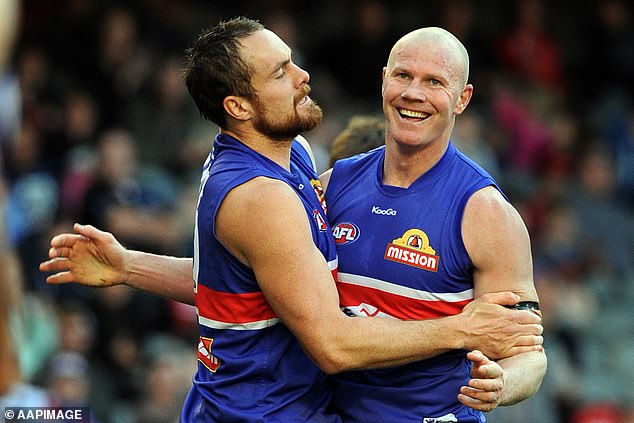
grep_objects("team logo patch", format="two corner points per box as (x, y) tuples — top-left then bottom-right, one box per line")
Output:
(197, 336), (221, 372)
(310, 179), (327, 213)
(313, 209), (327, 231)
(332, 222), (360, 244)
(384, 229), (439, 272)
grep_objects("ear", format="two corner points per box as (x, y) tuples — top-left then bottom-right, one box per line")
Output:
(223, 95), (254, 122)
(454, 84), (473, 115)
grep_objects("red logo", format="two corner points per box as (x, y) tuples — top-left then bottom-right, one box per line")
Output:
(313, 209), (327, 231)
(332, 222), (360, 244)
(384, 229), (439, 272)
(197, 336), (220, 372)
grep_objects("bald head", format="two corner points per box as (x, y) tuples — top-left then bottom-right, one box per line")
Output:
(387, 27), (470, 87)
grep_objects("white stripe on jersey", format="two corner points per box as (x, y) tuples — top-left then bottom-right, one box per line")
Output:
(197, 309), (282, 331)
(327, 257), (338, 272)
(337, 272), (473, 302)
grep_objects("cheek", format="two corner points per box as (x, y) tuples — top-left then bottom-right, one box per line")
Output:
(382, 80), (401, 100)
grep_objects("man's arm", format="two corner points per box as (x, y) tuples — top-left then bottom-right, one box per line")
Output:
(39, 184), (543, 373)
(215, 177), (543, 374)
(39, 223), (195, 305)
(460, 186), (547, 409)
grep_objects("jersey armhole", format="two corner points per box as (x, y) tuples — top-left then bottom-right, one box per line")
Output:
(294, 135), (317, 173)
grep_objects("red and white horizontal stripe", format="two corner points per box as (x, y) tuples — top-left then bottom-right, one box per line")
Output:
(196, 284), (281, 330)
(196, 259), (339, 330)
(337, 272), (473, 320)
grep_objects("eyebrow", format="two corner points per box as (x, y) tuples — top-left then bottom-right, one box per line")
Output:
(269, 58), (291, 77)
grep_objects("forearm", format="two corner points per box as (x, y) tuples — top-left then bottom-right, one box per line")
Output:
(126, 251), (195, 305)
(498, 350), (547, 405)
(308, 314), (466, 373)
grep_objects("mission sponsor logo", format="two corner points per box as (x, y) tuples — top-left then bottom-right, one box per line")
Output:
(332, 222), (360, 244)
(384, 228), (439, 272)
(198, 336), (220, 372)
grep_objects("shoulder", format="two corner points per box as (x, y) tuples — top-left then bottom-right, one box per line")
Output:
(464, 186), (525, 235)
(218, 177), (306, 242)
(216, 176), (314, 267)
(463, 186), (530, 259)
(332, 145), (383, 175)
(326, 147), (383, 199)
(465, 186), (510, 214)
(226, 176), (299, 210)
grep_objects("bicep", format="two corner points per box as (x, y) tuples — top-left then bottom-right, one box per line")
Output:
(462, 187), (538, 301)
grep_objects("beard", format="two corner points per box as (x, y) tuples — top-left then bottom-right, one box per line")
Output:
(252, 90), (323, 141)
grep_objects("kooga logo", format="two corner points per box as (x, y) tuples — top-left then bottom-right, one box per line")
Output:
(371, 206), (397, 216)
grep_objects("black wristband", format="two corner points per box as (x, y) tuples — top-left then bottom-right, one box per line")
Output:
(505, 301), (540, 311)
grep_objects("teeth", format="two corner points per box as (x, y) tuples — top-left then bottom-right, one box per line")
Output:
(398, 108), (428, 119)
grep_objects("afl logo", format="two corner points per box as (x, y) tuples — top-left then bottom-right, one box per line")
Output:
(332, 222), (360, 244)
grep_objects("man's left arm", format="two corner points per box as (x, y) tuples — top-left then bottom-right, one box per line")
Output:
(460, 186), (547, 410)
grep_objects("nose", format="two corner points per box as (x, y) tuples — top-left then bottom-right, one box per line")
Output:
(401, 80), (427, 102)
(292, 62), (310, 87)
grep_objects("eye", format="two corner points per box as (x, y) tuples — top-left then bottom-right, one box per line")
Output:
(275, 70), (285, 79)
(430, 79), (441, 86)
(397, 72), (410, 79)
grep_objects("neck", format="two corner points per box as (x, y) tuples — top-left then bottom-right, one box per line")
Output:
(221, 128), (294, 171)
(382, 139), (449, 188)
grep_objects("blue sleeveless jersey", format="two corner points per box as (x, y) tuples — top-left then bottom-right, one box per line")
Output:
(181, 133), (340, 423)
(325, 143), (505, 423)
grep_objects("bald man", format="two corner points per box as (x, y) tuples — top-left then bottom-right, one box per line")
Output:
(320, 27), (547, 422)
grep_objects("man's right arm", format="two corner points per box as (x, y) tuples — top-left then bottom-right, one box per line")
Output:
(40, 189), (543, 372)
(215, 177), (543, 373)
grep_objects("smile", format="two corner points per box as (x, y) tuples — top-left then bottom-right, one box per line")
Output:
(397, 108), (429, 120)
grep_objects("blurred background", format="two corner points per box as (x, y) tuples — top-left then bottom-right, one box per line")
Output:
(1, 0), (633, 422)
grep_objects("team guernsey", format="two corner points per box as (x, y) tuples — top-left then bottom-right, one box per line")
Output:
(325, 143), (505, 423)
(181, 133), (339, 422)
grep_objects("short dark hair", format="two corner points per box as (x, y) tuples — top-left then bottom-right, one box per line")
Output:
(184, 17), (264, 127)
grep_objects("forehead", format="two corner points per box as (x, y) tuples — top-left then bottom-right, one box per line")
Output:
(239, 29), (291, 72)
(389, 38), (463, 82)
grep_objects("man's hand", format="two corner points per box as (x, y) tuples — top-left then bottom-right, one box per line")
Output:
(459, 292), (543, 359)
(39, 223), (128, 287)
(458, 350), (504, 412)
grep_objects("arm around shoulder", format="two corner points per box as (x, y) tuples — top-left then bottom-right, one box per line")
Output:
(215, 178), (539, 373)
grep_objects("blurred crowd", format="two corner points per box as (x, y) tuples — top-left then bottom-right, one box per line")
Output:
(1, 0), (633, 422)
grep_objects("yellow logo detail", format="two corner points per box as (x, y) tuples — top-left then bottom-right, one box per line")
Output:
(391, 229), (436, 254)
(310, 179), (327, 213)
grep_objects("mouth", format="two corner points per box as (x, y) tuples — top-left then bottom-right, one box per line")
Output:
(297, 95), (310, 106)
(397, 108), (430, 121)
